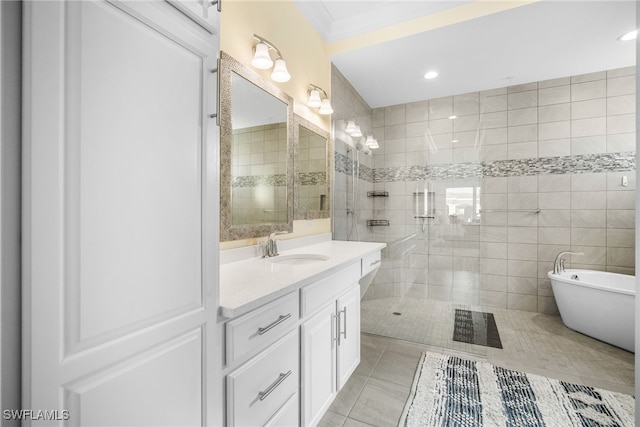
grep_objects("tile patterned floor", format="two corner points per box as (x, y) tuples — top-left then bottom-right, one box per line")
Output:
(318, 297), (635, 427)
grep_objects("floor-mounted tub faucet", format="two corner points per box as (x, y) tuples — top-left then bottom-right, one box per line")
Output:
(553, 251), (583, 274)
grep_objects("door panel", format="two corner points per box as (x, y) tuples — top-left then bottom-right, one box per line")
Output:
(65, 0), (204, 354)
(64, 330), (202, 426)
(337, 285), (360, 390)
(300, 302), (336, 427)
(23, 1), (219, 425)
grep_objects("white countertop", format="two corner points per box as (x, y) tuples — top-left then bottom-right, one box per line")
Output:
(219, 240), (386, 318)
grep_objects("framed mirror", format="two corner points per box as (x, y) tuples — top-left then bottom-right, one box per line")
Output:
(219, 51), (294, 241)
(293, 115), (331, 220)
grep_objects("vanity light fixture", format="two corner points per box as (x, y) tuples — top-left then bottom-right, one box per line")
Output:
(319, 98), (334, 115)
(307, 84), (333, 115)
(251, 34), (290, 82)
(365, 135), (379, 149)
(307, 89), (322, 108)
(345, 119), (363, 137)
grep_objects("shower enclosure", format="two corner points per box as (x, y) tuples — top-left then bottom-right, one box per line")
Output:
(333, 117), (491, 355)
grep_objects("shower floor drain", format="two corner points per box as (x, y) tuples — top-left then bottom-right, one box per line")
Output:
(392, 312), (402, 316)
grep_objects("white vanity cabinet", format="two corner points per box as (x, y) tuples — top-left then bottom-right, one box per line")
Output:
(300, 262), (361, 427)
(227, 330), (299, 427)
(225, 292), (300, 427)
(220, 240), (385, 427)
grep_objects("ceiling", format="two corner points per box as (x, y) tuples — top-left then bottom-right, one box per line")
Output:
(294, 0), (637, 108)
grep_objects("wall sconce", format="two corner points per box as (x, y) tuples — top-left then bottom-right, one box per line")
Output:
(251, 34), (291, 83)
(307, 84), (333, 115)
(345, 120), (362, 137)
(365, 135), (379, 149)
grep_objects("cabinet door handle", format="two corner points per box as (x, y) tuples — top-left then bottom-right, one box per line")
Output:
(340, 307), (347, 341)
(211, 58), (220, 126)
(336, 311), (341, 346)
(258, 313), (291, 335)
(370, 259), (381, 267)
(331, 313), (337, 345)
(258, 370), (292, 401)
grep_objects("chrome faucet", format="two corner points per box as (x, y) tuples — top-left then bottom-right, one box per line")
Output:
(553, 251), (583, 274)
(263, 231), (288, 258)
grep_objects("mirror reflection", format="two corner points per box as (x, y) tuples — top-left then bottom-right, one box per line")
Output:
(294, 116), (331, 220)
(219, 51), (294, 242)
(231, 73), (288, 225)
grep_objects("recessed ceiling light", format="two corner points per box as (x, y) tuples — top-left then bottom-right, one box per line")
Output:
(424, 71), (438, 79)
(452, 139), (459, 143)
(618, 29), (638, 41)
(448, 115), (457, 120)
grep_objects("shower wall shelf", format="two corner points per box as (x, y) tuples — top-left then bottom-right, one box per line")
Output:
(367, 191), (389, 197)
(367, 220), (389, 227)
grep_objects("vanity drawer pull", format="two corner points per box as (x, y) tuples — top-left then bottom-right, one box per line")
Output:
(259, 370), (292, 401)
(361, 251), (382, 277)
(258, 314), (291, 335)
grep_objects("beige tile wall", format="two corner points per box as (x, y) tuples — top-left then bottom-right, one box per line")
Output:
(231, 123), (288, 224)
(365, 66), (635, 314)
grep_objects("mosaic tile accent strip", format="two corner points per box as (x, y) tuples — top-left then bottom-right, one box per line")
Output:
(299, 171), (326, 186)
(334, 151), (352, 175)
(232, 174), (286, 188)
(453, 309), (503, 349)
(334, 151), (375, 182)
(359, 163), (374, 182)
(371, 152), (636, 183)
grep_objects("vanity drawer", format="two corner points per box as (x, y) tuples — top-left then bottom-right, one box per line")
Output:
(301, 261), (360, 317)
(362, 251), (382, 276)
(227, 330), (299, 427)
(226, 291), (299, 365)
(263, 392), (298, 427)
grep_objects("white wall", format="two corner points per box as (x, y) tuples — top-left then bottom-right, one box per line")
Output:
(0, 0), (21, 421)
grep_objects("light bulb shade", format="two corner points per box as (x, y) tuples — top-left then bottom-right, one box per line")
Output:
(307, 89), (322, 108)
(319, 98), (333, 115)
(270, 58), (291, 82)
(369, 139), (379, 149)
(365, 135), (375, 146)
(251, 42), (273, 69)
(351, 125), (362, 138)
(345, 120), (356, 134)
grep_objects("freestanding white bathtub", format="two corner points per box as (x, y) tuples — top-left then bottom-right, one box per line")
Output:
(548, 269), (635, 353)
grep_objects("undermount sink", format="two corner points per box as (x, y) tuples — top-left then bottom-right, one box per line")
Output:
(270, 253), (330, 265)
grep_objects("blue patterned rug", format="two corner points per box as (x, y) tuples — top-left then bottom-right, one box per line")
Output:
(399, 352), (635, 427)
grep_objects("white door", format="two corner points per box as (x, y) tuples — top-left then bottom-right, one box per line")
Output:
(337, 285), (360, 390)
(22, 1), (219, 425)
(300, 303), (336, 427)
